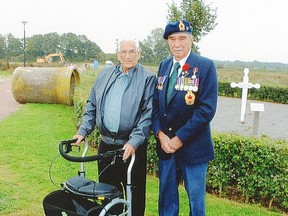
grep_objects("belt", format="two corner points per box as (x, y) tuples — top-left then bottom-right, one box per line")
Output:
(101, 134), (128, 145)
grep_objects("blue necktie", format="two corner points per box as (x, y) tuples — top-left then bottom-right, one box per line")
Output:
(167, 62), (180, 102)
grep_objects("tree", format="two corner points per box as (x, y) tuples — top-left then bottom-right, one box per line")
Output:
(0, 32), (111, 63)
(140, 28), (170, 65)
(0, 34), (6, 59)
(6, 34), (22, 61)
(167, 0), (217, 52)
(42, 32), (62, 55)
(26, 33), (62, 62)
(26, 34), (46, 61)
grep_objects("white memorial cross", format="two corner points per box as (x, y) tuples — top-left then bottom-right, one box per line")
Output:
(230, 68), (261, 123)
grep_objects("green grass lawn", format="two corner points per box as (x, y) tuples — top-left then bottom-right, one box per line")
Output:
(0, 103), (284, 215)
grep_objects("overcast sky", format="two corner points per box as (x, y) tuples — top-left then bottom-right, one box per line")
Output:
(1, 0), (288, 63)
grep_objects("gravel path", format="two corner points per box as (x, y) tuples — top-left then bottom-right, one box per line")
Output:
(0, 78), (21, 120)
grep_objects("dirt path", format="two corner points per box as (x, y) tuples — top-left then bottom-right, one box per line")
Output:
(0, 78), (21, 120)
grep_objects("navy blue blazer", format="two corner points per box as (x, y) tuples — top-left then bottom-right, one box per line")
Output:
(152, 52), (218, 165)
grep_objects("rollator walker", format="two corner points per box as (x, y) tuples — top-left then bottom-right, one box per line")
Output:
(43, 138), (135, 216)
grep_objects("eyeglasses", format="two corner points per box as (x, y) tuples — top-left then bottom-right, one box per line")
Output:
(118, 50), (138, 56)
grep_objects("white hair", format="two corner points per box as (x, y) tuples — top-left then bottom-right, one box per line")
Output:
(117, 38), (140, 51)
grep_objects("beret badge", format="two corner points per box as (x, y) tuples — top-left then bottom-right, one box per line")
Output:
(179, 21), (185, 31)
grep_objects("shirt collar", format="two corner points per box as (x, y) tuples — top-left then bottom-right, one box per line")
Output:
(116, 64), (137, 77)
(173, 50), (191, 70)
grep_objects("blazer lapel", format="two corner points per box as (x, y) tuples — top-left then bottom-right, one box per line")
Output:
(186, 53), (196, 77)
(160, 61), (173, 109)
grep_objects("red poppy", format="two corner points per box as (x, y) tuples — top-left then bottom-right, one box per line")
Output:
(182, 63), (190, 71)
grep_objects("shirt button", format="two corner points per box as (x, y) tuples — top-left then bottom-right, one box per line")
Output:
(168, 127), (172, 131)
(164, 114), (167, 117)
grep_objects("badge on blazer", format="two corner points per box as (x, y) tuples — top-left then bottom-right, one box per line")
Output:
(185, 91), (195, 105)
(157, 76), (166, 90)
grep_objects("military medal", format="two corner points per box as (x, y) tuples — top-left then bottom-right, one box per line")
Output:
(159, 77), (163, 90)
(190, 68), (199, 92)
(184, 77), (189, 91)
(175, 77), (180, 90)
(179, 76), (184, 91)
(157, 76), (166, 90)
(192, 78), (199, 92)
(157, 77), (161, 90)
(185, 91), (195, 105)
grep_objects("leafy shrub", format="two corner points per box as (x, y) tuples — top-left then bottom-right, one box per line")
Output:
(218, 81), (288, 104)
(208, 133), (288, 212)
(0, 61), (20, 71)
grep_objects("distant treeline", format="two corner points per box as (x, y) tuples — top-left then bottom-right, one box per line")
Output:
(214, 60), (288, 72)
(1, 32), (288, 71)
(0, 32), (107, 63)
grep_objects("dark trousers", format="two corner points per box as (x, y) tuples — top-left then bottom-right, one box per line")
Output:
(158, 154), (208, 216)
(98, 140), (147, 216)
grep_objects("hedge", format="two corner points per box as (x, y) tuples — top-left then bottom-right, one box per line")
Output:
(218, 82), (288, 104)
(207, 133), (288, 212)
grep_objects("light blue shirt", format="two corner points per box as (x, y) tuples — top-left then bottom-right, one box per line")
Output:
(103, 69), (129, 133)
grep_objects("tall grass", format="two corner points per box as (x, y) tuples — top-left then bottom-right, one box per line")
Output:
(217, 68), (288, 88)
(146, 66), (288, 88)
(0, 70), (13, 79)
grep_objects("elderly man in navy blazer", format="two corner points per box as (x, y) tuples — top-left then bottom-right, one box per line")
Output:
(152, 20), (218, 216)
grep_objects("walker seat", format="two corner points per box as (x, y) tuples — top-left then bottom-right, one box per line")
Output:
(64, 176), (122, 200)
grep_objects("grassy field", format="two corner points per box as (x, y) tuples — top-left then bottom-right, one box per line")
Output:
(216, 68), (288, 88)
(0, 103), (285, 215)
(0, 70), (13, 79)
(146, 66), (288, 88)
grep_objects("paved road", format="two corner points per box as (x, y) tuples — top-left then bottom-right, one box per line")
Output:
(211, 96), (288, 140)
(0, 78), (21, 120)
(0, 78), (287, 140)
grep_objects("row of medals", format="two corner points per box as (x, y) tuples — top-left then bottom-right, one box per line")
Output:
(157, 73), (199, 105)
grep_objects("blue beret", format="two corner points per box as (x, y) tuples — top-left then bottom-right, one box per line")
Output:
(163, 20), (193, 39)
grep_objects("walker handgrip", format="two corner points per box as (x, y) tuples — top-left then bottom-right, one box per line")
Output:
(61, 138), (79, 145)
(60, 138), (79, 153)
(59, 140), (124, 163)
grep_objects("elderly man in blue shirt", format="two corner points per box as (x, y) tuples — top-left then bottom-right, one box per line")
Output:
(74, 39), (156, 216)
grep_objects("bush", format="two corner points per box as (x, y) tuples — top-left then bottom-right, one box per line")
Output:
(218, 81), (288, 104)
(0, 61), (20, 71)
(207, 133), (288, 212)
